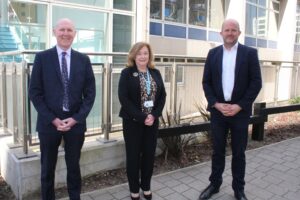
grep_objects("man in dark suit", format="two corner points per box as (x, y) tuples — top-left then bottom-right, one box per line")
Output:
(199, 19), (262, 200)
(29, 18), (96, 200)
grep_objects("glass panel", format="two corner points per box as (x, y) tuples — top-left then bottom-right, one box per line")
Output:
(247, 0), (257, 3)
(55, 0), (108, 8)
(268, 11), (278, 40)
(9, 1), (47, 50)
(150, 0), (162, 19)
(114, 0), (133, 11)
(113, 14), (132, 52)
(189, 0), (207, 26)
(245, 4), (257, 36)
(257, 8), (267, 38)
(165, 0), (186, 23)
(52, 6), (108, 62)
(111, 71), (121, 125)
(209, 0), (226, 29)
(258, 0), (266, 7)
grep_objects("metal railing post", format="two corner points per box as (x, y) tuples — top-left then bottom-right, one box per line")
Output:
(169, 62), (177, 116)
(0, 63), (7, 131)
(21, 61), (28, 154)
(11, 63), (19, 144)
(101, 62), (112, 141)
(274, 63), (280, 105)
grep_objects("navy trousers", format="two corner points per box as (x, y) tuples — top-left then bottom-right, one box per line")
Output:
(122, 118), (158, 193)
(39, 129), (84, 200)
(209, 111), (249, 192)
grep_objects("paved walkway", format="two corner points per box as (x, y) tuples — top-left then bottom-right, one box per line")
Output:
(66, 137), (300, 200)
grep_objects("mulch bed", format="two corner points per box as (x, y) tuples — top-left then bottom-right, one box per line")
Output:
(1, 112), (300, 200)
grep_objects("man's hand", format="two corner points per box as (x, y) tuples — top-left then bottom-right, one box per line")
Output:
(214, 103), (241, 117)
(53, 117), (77, 132)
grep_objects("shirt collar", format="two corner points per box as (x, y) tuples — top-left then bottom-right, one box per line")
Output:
(222, 42), (239, 51)
(56, 45), (71, 56)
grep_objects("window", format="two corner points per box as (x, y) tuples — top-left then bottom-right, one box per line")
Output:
(189, 0), (207, 26)
(165, 0), (186, 23)
(150, 0), (162, 19)
(52, 6), (108, 56)
(296, 2), (300, 44)
(113, 14), (133, 53)
(246, 0), (279, 40)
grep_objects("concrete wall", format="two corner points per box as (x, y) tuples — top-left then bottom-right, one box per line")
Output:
(0, 135), (127, 199)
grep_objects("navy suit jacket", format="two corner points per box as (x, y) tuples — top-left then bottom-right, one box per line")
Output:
(202, 43), (262, 116)
(29, 46), (96, 133)
(118, 65), (166, 123)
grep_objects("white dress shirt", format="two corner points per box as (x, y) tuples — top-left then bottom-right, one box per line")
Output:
(56, 46), (71, 78)
(222, 43), (238, 101)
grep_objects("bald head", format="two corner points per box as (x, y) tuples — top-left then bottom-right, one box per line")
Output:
(221, 19), (240, 32)
(53, 18), (76, 50)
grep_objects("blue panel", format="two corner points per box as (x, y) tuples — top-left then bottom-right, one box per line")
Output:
(244, 36), (257, 47)
(268, 40), (277, 49)
(294, 44), (300, 52)
(164, 24), (186, 38)
(150, 22), (162, 36)
(188, 28), (206, 40)
(208, 31), (222, 42)
(257, 38), (267, 48)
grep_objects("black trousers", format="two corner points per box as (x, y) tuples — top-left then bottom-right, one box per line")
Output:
(122, 118), (158, 193)
(209, 111), (249, 192)
(39, 129), (84, 200)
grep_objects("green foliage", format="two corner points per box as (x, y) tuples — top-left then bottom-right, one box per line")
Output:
(290, 96), (300, 104)
(194, 101), (212, 142)
(159, 103), (195, 162)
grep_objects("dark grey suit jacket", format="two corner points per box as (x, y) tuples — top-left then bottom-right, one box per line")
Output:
(29, 46), (96, 133)
(202, 43), (262, 116)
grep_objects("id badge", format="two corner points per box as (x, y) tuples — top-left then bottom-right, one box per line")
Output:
(144, 100), (154, 108)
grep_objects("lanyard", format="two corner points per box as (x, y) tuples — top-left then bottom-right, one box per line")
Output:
(145, 69), (151, 95)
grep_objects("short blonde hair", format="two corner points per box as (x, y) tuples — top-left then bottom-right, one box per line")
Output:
(126, 42), (155, 69)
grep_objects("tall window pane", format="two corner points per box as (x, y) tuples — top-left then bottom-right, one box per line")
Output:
(246, 4), (257, 35)
(257, 8), (267, 38)
(52, 6), (108, 55)
(189, 0), (207, 26)
(209, 0), (226, 29)
(113, 14), (132, 52)
(165, 0), (186, 23)
(8, 1), (47, 50)
(114, 0), (133, 11)
(150, 0), (162, 19)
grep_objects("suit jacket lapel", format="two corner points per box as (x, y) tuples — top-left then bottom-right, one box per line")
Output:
(52, 47), (63, 84)
(235, 44), (243, 79)
(216, 46), (223, 78)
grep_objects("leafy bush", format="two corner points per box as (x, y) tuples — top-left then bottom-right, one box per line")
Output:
(159, 103), (195, 163)
(290, 96), (300, 104)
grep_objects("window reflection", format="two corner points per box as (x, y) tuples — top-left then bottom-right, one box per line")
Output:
(113, 0), (133, 11)
(113, 14), (132, 52)
(165, 0), (186, 23)
(246, 0), (279, 40)
(8, 2), (47, 50)
(189, 0), (207, 26)
(150, 0), (162, 19)
(52, 6), (107, 56)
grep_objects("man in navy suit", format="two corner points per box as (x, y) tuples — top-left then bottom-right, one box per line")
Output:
(29, 18), (96, 200)
(199, 19), (262, 200)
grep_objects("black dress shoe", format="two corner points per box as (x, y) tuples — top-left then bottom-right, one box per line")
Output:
(143, 192), (152, 200)
(198, 184), (220, 200)
(234, 191), (248, 200)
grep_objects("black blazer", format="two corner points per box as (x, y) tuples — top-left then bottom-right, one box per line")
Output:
(29, 46), (96, 133)
(118, 65), (166, 123)
(202, 43), (262, 116)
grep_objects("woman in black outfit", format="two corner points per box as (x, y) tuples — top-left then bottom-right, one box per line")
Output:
(118, 42), (166, 200)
